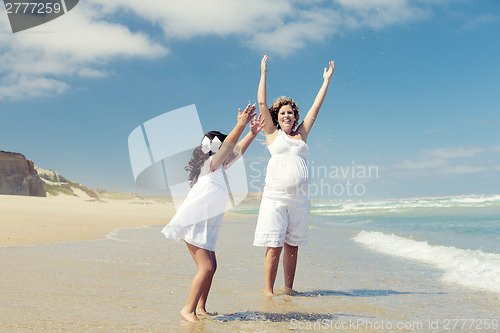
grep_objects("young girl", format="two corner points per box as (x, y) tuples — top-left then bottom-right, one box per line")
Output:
(253, 55), (335, 295)
(162, 104), (264, 322)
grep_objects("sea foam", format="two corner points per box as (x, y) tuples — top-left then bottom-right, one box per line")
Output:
(315, 194), (500, 216)
(353, 231), (500, 294)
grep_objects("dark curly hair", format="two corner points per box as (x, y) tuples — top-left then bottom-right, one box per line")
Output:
(185, 131), (227, 187)
(269, 96), (300, 130)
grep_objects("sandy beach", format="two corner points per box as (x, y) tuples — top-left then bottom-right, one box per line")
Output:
(0, 193), (175, 247)
(1, 194), (498, 332)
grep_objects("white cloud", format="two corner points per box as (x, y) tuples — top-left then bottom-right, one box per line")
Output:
(0, 3), (168, 100)
(0, 0), (442, 100)
(82, 0), (433, 56)
(395, 158), (447, 170)
(249, 8), (342, 56)
(420, 147), (484, 159)
(442, 165), (486, 175)
(336, 0), (431, 28)
(77, 68), (109, 79)
(85, 0), (289, 39)
(393, 146), (499, 176)
(0, 74), (69, 100)
(458, 14), (497, 31)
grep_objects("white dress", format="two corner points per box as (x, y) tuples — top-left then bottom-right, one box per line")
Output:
(161, 156), (229, 251)
(262, 129), (310, 198)
(253, 129), (311, 247)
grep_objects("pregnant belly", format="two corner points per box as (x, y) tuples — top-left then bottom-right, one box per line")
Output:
(265, 156), (309, 194)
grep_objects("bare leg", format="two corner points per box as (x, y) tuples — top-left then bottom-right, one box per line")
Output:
(196, 250), (217, 316)
(181, 242), (216, 322)
(264, 246), (282, 295)
(283, 242), (299, 294)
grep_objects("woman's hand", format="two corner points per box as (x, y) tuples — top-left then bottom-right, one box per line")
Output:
(323, 61), (335, 81)
(237, 103), (257, 126)
(261, 55), (268, 75)
(249, 113), (265, 135)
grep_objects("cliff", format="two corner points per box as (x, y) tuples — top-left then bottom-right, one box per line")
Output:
(35, 166), (68, 183)
(35, 166), (100, 201)
(0, 151), (46, 197)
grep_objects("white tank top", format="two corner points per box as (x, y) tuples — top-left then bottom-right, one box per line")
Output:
(264, 129), (310, 197)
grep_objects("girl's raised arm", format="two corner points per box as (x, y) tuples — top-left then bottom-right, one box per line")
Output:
(258, 55), (277, 136)
(237, 113), (265, 155)
(210, 104), (256, 171)
(298, 60), (335, 141)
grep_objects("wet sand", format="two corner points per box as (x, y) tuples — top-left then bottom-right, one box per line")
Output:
(1, 194), (499, 332)
(1, 205), (499, 332)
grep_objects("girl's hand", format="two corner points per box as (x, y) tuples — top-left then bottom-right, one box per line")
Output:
(249, 113), (265, 134)
(237, 103), (257, 126)
(323, 61), (335, 81)
(261, 55), (268, 75)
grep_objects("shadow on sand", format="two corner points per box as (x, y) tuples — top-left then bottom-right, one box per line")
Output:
(214, 311), (336, 323)
(293, 289), (416, 297)
(215, 289), (443, 322)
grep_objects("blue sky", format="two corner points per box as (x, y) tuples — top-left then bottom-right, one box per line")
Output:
(1, 0), (499, 200)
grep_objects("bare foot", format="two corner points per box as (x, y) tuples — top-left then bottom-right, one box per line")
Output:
(181, 307), (199, 322)
(262, 288), (274, 297)
(279, 285), (297, 296)
(196, 308), (217, 316)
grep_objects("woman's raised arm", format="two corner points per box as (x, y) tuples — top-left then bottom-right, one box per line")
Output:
(258, 55), (277, 136)
(298, 60), (335, 140)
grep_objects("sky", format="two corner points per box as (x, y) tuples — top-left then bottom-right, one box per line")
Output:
(1, 0), (499, 201)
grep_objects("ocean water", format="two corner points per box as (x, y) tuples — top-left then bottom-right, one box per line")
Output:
(310, 194), (500, 295)
(1, 194), (499, 332)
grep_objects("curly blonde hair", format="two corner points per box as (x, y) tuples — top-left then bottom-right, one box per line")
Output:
(269, 96), (300, 130)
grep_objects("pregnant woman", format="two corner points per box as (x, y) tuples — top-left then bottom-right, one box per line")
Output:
(253, 55), (335, 295)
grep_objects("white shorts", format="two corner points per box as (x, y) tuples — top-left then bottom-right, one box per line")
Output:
(253, 195), (311, 247)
